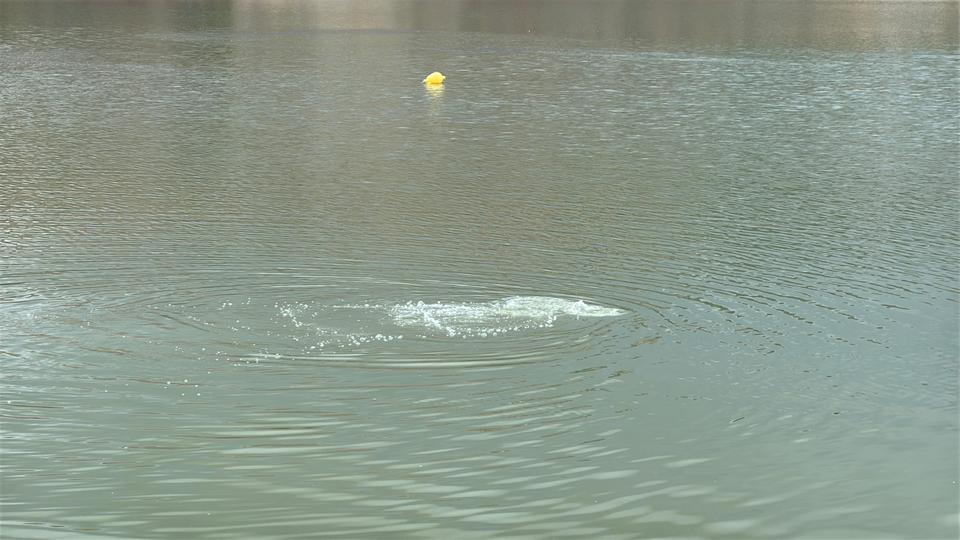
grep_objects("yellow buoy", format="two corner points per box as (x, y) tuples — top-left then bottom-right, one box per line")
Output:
(423, 71), (445, 85)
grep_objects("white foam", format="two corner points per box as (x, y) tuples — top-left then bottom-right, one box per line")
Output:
(388, 296), (624, 337)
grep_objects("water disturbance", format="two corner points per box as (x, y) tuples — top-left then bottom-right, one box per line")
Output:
(1, 1), (957, 538)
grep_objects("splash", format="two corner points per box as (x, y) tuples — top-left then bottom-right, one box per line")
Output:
(388, 296), (624, 337)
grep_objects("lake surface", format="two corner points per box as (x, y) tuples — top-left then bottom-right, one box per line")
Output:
(1, 1), (958, 538)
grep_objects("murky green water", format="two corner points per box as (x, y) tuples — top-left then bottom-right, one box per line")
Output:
(2, 1), (958, 538)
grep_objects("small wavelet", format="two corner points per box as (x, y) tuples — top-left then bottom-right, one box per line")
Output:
(387, 296), (625, 337)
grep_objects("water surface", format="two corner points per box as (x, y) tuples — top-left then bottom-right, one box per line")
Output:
(1, 1), (958, 538)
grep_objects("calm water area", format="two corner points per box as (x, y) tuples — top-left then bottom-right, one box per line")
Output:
(1, 1), (958, 538)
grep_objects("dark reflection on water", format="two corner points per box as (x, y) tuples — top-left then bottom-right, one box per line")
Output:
(1, 0), (958, 538)
(3, 0), (958, 50)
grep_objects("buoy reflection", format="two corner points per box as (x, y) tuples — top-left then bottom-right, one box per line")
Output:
(425, 83), (444, 98)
